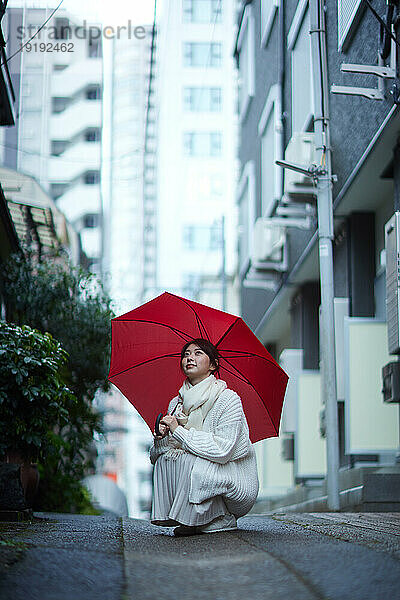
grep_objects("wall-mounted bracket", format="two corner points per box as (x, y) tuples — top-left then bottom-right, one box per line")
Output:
(275, 203), (315, 219)
(330, 85), (384, 101)
(261, 216), (313, 230)
(340, 63), (396, 79)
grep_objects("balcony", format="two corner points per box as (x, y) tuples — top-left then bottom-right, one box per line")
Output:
(56, 184), (101, 222)
(51, 58), (102, 98)
(50, 100), (102, 141)
(49, 142), (101, 182)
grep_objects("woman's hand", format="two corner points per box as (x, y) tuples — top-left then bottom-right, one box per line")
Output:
(160, 414), (179, 433)
(153, 422), (169, 440)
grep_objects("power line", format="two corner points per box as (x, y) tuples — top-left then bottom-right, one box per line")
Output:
(363, 0), (400, 51)
(0, 139), (144, 164)
(0, 0), (65, 68)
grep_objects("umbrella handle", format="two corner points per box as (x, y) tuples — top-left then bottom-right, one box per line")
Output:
(155, 413), (164, 436)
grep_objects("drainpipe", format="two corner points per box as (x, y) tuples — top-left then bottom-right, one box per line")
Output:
(277, 0), (285, 201)
(309, 0), (340, 510)
(393, 138), (400, 212)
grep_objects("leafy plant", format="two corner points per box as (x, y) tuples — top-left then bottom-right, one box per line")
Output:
(0, 321), (74, 461)
(2, 251), (114, 404)
(1, 252), (115, 512)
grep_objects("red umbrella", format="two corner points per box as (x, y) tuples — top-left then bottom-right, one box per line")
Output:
(108, 292), (288, 443)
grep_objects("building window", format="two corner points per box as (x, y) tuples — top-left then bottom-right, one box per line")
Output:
(182, 273), (200, 296)
(84, 171), (100, 185)
(183, 87), (222, 111)
(261, 0), (279, 47)
(83, 214), (99, 228)
(183, 132), (222, 156)
(288, 2), (313, 133)
(54, 18), (72, 40)
(183, 0), (222, 23)
(51, 141), (68, 156)
(85, 128), (101, 142)
(258, 85), (283, 217)
(237, 161), (256, 269)
(337, 0), (363, 51)
(210, 174), (223, 197)
(183, 42), (222, 67)
(88, 38), (102, 58)
(52, 97), (68, 113)
(182, 224), (221, 251)
(236, 4), (255, 121)
(86, 86), (102, 100)
(50, 183), (67, 199)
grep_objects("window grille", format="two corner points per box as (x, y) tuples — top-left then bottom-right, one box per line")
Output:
(183, 87), (222, 111)
(183, 0), (222, 24)
(338, 0), (363, 50)
(183, 42), (222, 67)
(261, 0), (279, 47)
(237, 5), (255, 121)
(183, 132), (222, 156)
(291, 6), (313, 133)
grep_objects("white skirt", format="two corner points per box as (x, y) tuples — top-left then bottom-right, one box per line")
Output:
(151, 451), (228, 527)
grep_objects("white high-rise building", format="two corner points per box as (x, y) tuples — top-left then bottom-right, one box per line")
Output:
(5, 8), (103, 273)
(103, 27), (153, 313)
(102, 27), (155, 518)
(154, 0), (239, 312)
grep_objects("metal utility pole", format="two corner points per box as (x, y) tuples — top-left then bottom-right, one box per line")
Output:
(310, 0), (340, 510)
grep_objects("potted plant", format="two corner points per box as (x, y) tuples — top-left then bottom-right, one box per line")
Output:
(0, 321), (75, 509)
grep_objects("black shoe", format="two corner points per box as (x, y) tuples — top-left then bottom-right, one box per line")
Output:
(173, 525), (201, 537)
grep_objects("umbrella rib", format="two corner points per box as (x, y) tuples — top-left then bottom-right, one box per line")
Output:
(176, 296), (210, 341)
(109, 352), (181, 379)
(220, 357), (280, 436)
(113, 319), (192, 342)
(215, 318), (240, 347)
(220, 349), (286, 370)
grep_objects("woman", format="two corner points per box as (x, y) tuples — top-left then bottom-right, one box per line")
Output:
(149, 338), (259, 536)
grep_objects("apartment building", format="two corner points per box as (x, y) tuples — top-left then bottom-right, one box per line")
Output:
(152, 0), (239, 312)
(236, 0), (400, 510)
(4, 7), (103, 273)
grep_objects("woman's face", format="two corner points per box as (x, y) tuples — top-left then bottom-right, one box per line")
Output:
(181, 343), (215, 384)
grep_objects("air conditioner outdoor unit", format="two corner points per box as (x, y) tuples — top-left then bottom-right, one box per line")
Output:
(252, 217), (287, 270)
(385, 212), (400, 354)
(284, 132), (317, 200)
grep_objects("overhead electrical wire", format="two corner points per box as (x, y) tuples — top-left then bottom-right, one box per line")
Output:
(363, 0), (400, 51)
(0, 0), (65, 68)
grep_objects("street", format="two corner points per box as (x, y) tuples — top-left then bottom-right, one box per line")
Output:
(1, 512), (399, 600)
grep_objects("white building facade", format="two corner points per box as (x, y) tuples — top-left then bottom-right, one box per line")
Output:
(154, 0), (239, 312)
(101, 27), (155, 518)
(5, 8), (103, 273)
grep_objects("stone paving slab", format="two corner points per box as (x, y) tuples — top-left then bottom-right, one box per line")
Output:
(237, 513), (400, 600)
(264, 512), (400, 559)
(0, 513), (125, 600)
(1, 512), (400, 600)
(122, 518), (317, 600)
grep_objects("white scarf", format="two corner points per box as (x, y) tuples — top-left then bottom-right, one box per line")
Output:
(165, 375), (227, 460)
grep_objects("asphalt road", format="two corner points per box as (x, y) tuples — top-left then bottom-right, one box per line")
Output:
(0, 512), (399, 600)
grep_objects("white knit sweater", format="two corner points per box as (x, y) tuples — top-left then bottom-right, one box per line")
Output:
(149, 388), (259, 518)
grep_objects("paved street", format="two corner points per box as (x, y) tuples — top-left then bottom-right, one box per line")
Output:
(1, 512), (399, 600)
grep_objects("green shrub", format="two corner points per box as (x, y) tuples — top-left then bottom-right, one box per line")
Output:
(2, 251), (114, 404)
(0, 321), (74, 462)
(1, 252), (114, 512)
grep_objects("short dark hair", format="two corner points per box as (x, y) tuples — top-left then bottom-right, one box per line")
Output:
(180, 338), (220, 375)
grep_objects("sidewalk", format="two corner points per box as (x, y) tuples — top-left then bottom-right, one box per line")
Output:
(1, 511), (400, 599)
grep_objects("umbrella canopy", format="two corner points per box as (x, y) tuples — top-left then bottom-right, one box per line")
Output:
(108, 292), (288, 443)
